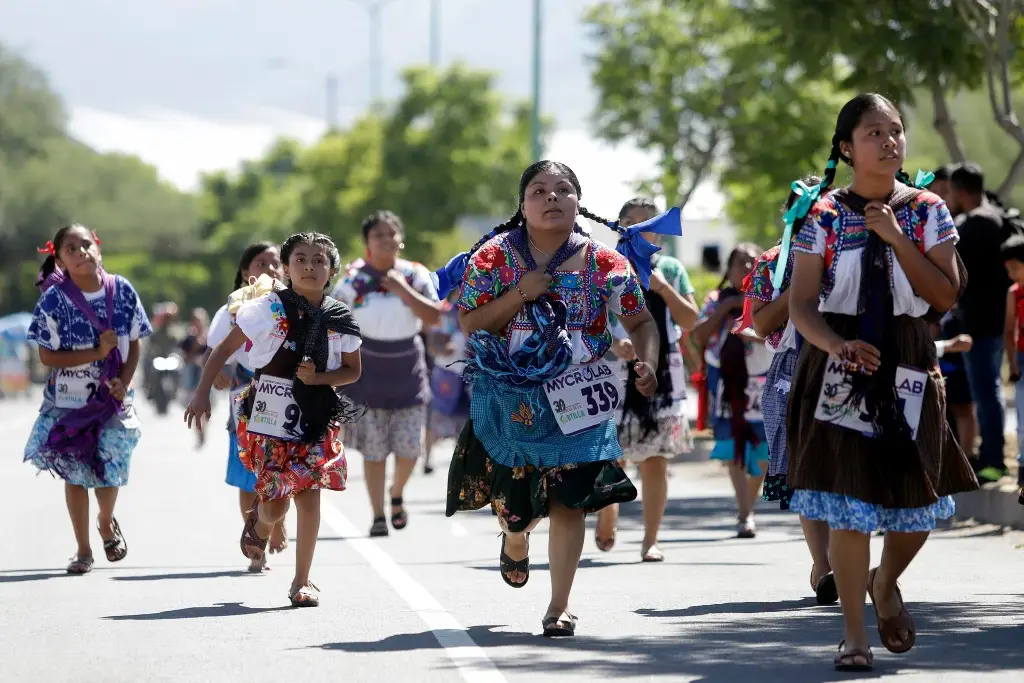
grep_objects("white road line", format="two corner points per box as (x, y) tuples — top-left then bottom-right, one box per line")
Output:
(320, 501), (508, 683)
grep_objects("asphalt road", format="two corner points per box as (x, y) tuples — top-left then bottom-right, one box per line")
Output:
(1, 392), (1022, 683)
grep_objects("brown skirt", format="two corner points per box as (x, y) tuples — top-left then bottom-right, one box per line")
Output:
(786, 314), (978, 508)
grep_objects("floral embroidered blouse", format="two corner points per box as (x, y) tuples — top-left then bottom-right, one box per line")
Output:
(457, 232), (646, 364)
(791, 189), (958, 316)
(744, 245), (796, 352)
(234, 292), (362, 371)
(331, 258), (438, 341)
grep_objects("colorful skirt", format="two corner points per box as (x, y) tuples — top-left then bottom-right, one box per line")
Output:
(237, 416), (347, 501)
(446, 420), (637, 533)
(761, 348), (798, 509)
(786, 314), (978, 531)
(618, 402), (693, 463)
(24, 413), (140, 488)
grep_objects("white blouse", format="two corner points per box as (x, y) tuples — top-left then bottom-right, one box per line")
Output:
(791, 189), (958, 317)
(234, 293), (362, 371)
(207, 303), (253, 370)
(331, 258), (438, 341)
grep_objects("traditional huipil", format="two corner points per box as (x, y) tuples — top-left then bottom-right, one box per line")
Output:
(744, 245), (799, 508)
(787, 186), (978, 531)
(233, 286), (362, 501)
(446, 227), (642, 531)
(24, 271), (151, 487)
(332, 258), (437, 463)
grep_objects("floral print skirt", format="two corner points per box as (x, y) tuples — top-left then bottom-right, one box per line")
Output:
(446, 420), (637, 534)
(237, 416), (347, 501)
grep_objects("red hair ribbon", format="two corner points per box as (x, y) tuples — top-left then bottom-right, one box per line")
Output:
(92, 230), (102, 246)
(37, 240), (56, 257)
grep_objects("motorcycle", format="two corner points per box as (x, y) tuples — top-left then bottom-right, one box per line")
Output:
(148, 353), (183, 415)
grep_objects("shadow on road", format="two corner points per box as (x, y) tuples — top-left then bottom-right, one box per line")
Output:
(311, 598), (1023, 681)
(112, 570), (251, 581)
(103, 602), (292, 620)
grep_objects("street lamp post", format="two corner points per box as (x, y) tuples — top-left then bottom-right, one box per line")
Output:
(530, 0), (543, 161)
(348, 0), (399, 103)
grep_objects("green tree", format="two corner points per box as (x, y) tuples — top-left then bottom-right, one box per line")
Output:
(585, 0), (845, 244)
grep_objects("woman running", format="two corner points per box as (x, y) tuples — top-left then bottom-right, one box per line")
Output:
(186, 232), (363, 607)
(742, 176), (836, 604)
(332, 211), (442, 537)
(594, 197), (699, 561)
(443, 160), (664, 637)
(692, 243), (771, 538)
(786, 93), (977, 670)
(206, 242), (287, 571)
(24, 224), (152, 574)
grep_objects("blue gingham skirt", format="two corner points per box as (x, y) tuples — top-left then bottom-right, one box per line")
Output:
(762, 347), (798, 477)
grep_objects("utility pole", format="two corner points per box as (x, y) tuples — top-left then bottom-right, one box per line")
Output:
(430, 0), (441, 67)
(348, 0), (399, 104)
(530, 0), (543, 161)
(326, 73), (339, 129)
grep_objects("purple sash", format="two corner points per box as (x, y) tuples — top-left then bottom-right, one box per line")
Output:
(42, 271), (125, 481)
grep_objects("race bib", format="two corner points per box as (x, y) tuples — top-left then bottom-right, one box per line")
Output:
(544, 359), (621, 435)
(814, 355), (927, 439)
(714, 375), (767, 422)
(247, 375), (303, 441)
(668, 348), (687, 401)
(54, 366), (103, 410)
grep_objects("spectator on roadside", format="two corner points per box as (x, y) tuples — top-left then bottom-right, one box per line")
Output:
(949, 163), (1011, 482)
(930, 164), (955, 201)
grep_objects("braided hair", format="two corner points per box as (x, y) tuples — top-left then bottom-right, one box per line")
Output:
(36, 225), (78, 288)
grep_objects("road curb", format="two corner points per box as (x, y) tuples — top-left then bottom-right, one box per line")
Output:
(953, 484), (1024, 530)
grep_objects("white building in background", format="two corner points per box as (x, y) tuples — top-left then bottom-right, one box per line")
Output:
(457, 214), (738, 273)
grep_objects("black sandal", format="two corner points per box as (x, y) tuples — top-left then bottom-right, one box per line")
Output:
(240, 505), (268, 560)
(390, 490), (408, 530)
(100, 517), (128, 563)
(499, 532), (530, 588)
(834, 640), (873, 671)
(814, 570), (839, 605)
(542, 612), (577, 637)
(369, 517), (389, 537)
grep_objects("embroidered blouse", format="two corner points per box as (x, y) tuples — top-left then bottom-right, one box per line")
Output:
(234, 293), (362, 371)
(791, 189), (958, 316)
(331, 258), (438, 341)
(744, 245), (797, 352)
(697, 289), (774, 374)
(457, 232), (646, 364)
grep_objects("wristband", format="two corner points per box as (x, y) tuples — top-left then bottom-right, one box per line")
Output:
(514, 286), (529, 304)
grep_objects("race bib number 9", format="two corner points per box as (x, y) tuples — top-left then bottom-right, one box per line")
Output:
(715, 375), (767, 422)
(545, 359), (620, 435)
(54, 366), (103, 410)
(247, 375), (303, 441)
(814, 355), (927, 439)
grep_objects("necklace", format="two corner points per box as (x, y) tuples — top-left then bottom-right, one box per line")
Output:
(529, 236), (553, 260)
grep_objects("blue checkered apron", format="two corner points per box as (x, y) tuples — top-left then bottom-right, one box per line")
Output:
(762, 347), (797, 477)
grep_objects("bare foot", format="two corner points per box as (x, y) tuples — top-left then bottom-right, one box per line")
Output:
(595, 505), (618, 551)
(269, 521), (288, 554)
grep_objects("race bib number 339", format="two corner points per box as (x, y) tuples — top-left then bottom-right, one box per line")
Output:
(544, 359), (620, 435)
(247, 375), (303, 441)
(54, 366), (103, 409)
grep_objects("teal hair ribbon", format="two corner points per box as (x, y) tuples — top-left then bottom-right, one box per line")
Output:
(913, 169), (934, 189)
(773, 179), (823, 289)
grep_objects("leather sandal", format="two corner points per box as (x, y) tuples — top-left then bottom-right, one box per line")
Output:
(542, 612), (577, 637)
(239, 504), (268, 561)
(288, 582), (320, 607)
(499, 533), (529, 588)
(812, 568), (838, 605)
(99, 517), (128, 562)
(66, 555), (94, 575)
(868, 567), (916, 653)
(390, 490), (408, 530)
(834, 640), (873, 671)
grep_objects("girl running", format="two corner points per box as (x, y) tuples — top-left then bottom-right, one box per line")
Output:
(742, 176), (836, 604)
(443, 160), (664, 637)
(206, 242), (287, 571)
(786, 93), (977, 670)
(594, 197), (699, 562)
(692, 243), (771, 538)
(24, 224), (152, 574)
(186, 232), (362, 607)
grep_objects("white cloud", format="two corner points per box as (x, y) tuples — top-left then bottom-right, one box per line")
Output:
(68, 105), (724, 222)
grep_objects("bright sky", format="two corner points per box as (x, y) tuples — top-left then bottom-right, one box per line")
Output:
(67, 104), (724, 223)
